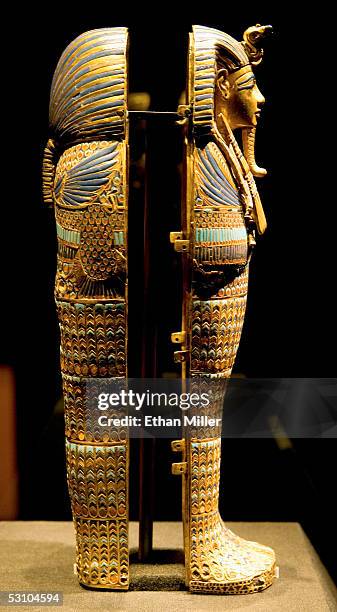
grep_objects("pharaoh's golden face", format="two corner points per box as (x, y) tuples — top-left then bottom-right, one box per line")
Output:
(216, 65), (265, 129)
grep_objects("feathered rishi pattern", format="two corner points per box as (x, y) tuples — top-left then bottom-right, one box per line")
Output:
(54, 143), (119, 207)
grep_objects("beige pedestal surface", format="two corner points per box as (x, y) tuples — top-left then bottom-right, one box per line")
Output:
(0, 521), (336, 611)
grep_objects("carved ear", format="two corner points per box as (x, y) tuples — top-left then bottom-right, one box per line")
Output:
(216, 68), (230, 99)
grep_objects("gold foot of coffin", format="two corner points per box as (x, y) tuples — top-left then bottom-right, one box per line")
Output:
(186, 440), (276, 595)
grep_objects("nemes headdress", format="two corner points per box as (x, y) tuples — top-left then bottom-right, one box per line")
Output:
(191, 24), (272, 131)
(49, 28), (128, 145)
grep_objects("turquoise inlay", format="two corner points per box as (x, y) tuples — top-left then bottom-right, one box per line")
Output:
(56, 221), (80, 244)
(65, 439), (126, 454)
(74, 303), (85, 311)
(113, 231), (124, 245)
(195, 226), (246, 242)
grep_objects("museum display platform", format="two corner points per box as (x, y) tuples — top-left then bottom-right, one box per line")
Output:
(0, 521), (336, 611)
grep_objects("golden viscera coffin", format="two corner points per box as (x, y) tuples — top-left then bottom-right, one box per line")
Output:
(43, 24), (277, 594)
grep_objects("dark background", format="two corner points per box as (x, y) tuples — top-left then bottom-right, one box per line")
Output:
(1, 5), (336, 583)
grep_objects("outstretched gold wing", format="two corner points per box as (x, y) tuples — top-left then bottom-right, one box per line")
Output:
(54, 143), (119, 208)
